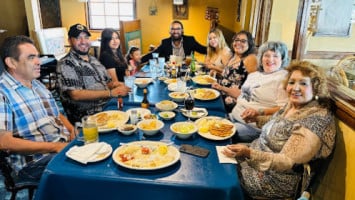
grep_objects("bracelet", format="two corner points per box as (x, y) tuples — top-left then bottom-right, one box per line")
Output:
(258, 108), (264, 115)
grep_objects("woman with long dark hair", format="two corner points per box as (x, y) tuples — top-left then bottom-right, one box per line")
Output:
(211, 30), (258, 112)
(99, 28), (128, 82)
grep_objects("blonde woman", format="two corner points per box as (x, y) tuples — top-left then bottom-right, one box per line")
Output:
(204, 28), (232, 75)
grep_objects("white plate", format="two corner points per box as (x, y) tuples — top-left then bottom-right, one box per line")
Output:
(156, 100), (178, 111)
(192, 88), (220, 101)
(90, 111), (129, 133)
(164, 78), (177, 85)
(195, 116), (236, 140)
(66, 142), (113, 164)
(192, 75), (217, 85)
(112, 141), (180, 170)
(181, 107), (208, 119)
(126, 108), (151, 120)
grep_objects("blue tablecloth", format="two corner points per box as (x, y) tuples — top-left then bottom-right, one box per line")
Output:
(34, 78), (244, 200)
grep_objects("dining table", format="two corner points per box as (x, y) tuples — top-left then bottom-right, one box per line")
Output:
(34, 72), (245, 200)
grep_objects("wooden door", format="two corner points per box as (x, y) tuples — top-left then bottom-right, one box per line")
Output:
(119, 20), (142, 54)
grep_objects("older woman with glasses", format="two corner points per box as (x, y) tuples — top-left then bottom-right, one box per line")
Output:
(222, 60), (336, 199)
(229, 41), (289, 142)
(211, 30), (258, 112)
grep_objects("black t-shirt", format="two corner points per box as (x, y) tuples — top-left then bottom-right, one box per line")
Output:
(100, 51), (128, 82)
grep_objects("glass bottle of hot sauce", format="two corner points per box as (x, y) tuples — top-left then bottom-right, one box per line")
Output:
(141, 89), (149, 108)
(117, 97), (123, 110)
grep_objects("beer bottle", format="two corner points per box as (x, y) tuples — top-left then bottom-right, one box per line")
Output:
(141, 89), (149, 108)
(190, 51), (196, 76)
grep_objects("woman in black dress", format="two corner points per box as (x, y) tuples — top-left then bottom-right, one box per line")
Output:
(99, 28), (128, 82)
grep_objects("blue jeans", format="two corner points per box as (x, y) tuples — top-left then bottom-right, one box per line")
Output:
(17, 153), (56, 184)
(233, 122), (261, 143)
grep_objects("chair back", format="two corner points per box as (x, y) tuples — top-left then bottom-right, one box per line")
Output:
(0, 151), (16, 191)
(36, 27), (69, 60)
(0, 151), (37, 200)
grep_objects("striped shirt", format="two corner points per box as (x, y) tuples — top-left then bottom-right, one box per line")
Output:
(0, 71), (69, 172)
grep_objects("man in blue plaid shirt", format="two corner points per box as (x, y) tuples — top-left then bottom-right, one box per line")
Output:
(0, 35), (74, 183)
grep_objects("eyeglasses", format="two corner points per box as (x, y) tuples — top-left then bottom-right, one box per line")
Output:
(234, 39), (248, 44)
(171, 28), (182, 31)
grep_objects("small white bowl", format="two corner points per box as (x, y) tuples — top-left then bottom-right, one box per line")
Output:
(134, 78), (152, 88)
(137, 119), (164, 136)
(169, 91), (188, 102)
(170, 121), (197, 139)
(158, 111), (176, 120)
(117, 124), (137, 135)
(156, 100), (178, 111)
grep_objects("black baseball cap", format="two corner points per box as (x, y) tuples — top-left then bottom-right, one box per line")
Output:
(68, 23), (91, 38)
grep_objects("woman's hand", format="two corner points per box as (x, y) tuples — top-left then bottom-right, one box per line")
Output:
(222, 144), (250, 158)
(241, 108), (258, 123)
(211, 82), (222, 90)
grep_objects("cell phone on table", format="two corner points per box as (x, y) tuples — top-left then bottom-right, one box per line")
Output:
(179, 144), (210, 158)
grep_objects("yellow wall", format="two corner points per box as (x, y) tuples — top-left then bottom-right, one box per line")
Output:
(136, 0), (239, 60)
(269, 0), (355, 68)
(0, 0), (27, 44)
(60, 0), (241, 61)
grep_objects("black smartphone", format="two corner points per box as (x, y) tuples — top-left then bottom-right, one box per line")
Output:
(179, 144), (210, 158)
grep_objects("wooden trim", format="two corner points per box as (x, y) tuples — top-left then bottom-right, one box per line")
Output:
(292, 0), (311, 60)
(304, 51), (355, 60)
(252, 0), (273, 47)
(334, 97), (355, 129)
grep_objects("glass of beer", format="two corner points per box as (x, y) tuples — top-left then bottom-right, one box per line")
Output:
(75, 116), (99, 144)
(185, 56), (192, 66)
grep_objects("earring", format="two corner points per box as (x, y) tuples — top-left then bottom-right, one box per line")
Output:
(315, 95), (319, 100)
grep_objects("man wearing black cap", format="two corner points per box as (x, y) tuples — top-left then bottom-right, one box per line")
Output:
(57, 23), (130, 123)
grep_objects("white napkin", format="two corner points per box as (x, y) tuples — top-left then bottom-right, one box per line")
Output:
(66, 142), (111, 164)
(216, 146), (237, 164)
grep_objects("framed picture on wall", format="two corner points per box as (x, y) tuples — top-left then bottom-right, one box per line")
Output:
(173, 0), (188, 19)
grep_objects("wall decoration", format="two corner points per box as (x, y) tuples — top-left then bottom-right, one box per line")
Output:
(149, 0), (158, 15)
(205, 7), (219, 29)
(39, 0), (62, 28)
(173, 0), (188, 19)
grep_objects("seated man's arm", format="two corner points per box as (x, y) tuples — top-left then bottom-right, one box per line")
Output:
(59, 113), (75, 140)
(0, 131), (67, 154)
(68, 84), (130, 101)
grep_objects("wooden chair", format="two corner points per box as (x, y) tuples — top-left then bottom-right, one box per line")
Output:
(0, 151), (37, 200)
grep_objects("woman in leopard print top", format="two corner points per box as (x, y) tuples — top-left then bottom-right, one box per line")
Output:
(222, 60), (336, 199)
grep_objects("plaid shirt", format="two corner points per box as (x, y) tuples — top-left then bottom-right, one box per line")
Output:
(0, 71), (69, 173)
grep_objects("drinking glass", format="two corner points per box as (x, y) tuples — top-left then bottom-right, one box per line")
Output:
(75, 116), (99, 144)
(158, 57), (165, 76)
(185, 56), (192, 66)
(149, 59), (157, 79)
(184, 91), (195, 121)
(130, 110), (138, 125)
(152, 53), (159, 60)
(124, 75), (135, 99)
